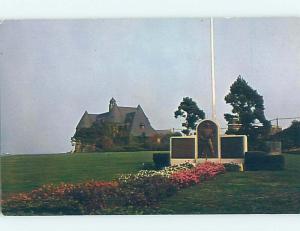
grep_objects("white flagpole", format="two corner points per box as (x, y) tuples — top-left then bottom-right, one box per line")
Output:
(210, 17), (216, 121)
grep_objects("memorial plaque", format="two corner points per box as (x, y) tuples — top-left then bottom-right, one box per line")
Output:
(197, 120), (219, 158)
(221, 135), (247, 158)
(171, 137), (195, 159)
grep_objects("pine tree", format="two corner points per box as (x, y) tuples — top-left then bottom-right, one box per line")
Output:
(174, 97), (205, 135)
(224, 76), (271, 147)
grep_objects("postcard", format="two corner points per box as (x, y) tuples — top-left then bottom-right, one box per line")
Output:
(1, 18), (299, 216)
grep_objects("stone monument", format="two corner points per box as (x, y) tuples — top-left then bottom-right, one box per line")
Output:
(170, 119), (247, 166)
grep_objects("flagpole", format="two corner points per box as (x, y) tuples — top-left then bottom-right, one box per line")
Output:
(210, 17), (216, 121)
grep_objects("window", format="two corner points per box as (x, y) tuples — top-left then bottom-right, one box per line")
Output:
(139, 123), (145, 129)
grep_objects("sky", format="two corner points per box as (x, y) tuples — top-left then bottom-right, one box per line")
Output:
(1, 18), (300, 154)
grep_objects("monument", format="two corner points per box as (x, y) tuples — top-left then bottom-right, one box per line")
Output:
(170, 119), (247, 166)
(169, 19), (247, 166)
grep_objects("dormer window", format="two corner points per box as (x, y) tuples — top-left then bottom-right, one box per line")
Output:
(139, 123), (145, 129)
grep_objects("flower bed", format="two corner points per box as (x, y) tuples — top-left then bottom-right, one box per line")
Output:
(1, 162), (225, 215)
(1, 181), (120, 215)
(170, 162), (225, 188)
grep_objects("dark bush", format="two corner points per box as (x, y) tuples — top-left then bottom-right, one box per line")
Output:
(224, 163), (241, 172)
(117, 175), (178, 207)
(142, 162), (155, 170)
(2, 177), (177, 215)
(245, 151), (268, 157)
(1, 182), (120, 215)
(153, 153), (170, 169)
(245, 152), (285, 171)
(2, 197), (84, 216)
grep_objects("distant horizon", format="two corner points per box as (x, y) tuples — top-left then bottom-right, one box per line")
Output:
(1, 18), (300, 154)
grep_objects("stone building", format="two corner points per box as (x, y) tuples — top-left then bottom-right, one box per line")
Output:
(73, 98), (171, 152)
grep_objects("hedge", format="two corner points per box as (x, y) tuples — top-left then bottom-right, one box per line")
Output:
(244, 151), (285, 171)
(153, 153), (170, 169)
(223, 163), (241, 172)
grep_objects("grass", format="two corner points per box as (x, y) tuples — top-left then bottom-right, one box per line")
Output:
(1, 152), (300, 213)
(157, 153), (300, 214)
(1, 151), (158, 199)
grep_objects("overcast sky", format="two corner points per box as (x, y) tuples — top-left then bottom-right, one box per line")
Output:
(1, 18), (300, 154)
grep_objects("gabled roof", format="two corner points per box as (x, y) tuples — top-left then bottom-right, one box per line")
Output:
(129, 105), (157, 136)
(76, 106), (138, 129)
(76, 111), (94, 129)
(76, 100), (167, 136)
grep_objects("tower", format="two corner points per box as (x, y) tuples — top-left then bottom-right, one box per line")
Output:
(109, 98), (117, 111)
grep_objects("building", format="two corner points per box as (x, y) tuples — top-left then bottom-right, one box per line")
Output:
(73, 98), (171, 152)
(270, 125), (283, 135)
(227, 117), (242, 132)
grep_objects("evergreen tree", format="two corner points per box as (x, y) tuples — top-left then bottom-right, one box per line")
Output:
(272, 120), (300, 150)
(224, 76), (271, 146)
(174, 97), (205, 135)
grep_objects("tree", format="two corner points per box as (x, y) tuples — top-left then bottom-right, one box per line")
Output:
(174, 97), (205, 135)
(271, 120), (300, 150)
(224, 76), (271, 146)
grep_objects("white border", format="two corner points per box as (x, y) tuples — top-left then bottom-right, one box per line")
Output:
(1, 0), (300, 18)
(1, 0), (300, 230)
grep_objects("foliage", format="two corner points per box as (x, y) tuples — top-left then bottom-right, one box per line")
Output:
(1, 161), (225, 215)
(117, 162), (194, 181)
(1, 151), (156, 199)
(224, 76), (271, 149)
(194, 162), (226, 178)
(153, 153), (170, 169)
(157, 154), (300, 214)
(1, 181), (119, 215)
(116, 175), (178, 207)
(223, 163), (241, 172)
(146, 132), (181, 151)
(74, 121), (177, 152)
(97, 136), (113, 150)
(244, 152), (285, 171)
(170, 170), (200, 188)
(271, 120), (300, 150)
(73, 121), (133, 151)
(174, 97), (205, 135)
(72, 125), (103, 144)
(170, 162), (225, 188)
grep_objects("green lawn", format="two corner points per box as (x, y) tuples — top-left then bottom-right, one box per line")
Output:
(157, 153), (300, 214)
(1, 152), (300, 214)
(1, 151), (157, 199)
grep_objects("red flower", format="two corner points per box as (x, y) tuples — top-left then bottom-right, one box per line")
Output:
(170, 162), (225, 188)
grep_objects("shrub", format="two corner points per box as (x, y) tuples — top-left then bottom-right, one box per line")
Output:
(1, 181), (119, 215)
(153, 153), (170, 169)
(142, 162), (155, 170)
(264, 155), (285, 170)
(245, 152), (285, 171)
(224, 163), (241, 172)
(245, 151), (268, 157)
(117, 175), (178, 207)
(101, 136), (114, 150)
